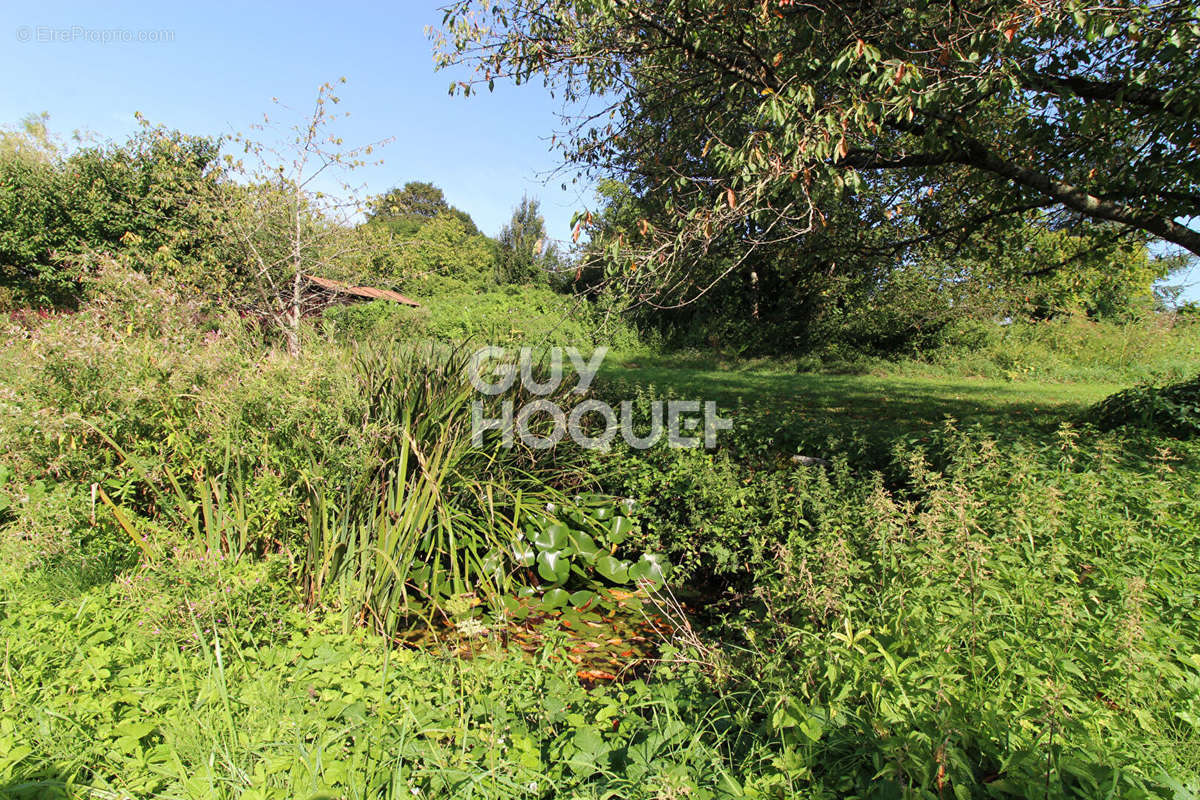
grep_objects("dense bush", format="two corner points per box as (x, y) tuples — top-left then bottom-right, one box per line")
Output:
(0, 264), (377, 567)
(1089, 372), (1200, 437)
(365, 211), (499, 291)
(325, 287), (640, 349)
(0, 126), (227, 307)
(592, 415), (1200, 796)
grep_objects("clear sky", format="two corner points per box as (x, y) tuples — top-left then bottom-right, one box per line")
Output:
(1, 0), (591, 244)
(2, 0), (1196, 301)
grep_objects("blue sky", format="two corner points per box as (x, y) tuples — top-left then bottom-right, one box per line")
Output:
(1, 0), (591, 243)
(3, 0), (1196, 301)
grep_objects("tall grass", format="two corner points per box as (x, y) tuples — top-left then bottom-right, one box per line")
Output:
(302, 342), (571, 634)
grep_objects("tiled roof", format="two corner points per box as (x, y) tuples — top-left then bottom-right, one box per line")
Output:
(304, 274), (420, 307)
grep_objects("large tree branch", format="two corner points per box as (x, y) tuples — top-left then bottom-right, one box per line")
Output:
(841, 148), (961, 169)
(1018, 70), (1189, 118)
(841, 129), (1200, 255)
(955, 138), (1200, 256)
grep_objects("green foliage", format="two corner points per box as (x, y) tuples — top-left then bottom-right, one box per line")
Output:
(361, 181), (501, 295)
(0, 264), (379, 567)
(0, 552), (733, 800)
(1090, 373), (1200, 437)
(633, 312), (1200, 385)
(974, 226), (1175, 321)
(0, 123), (225, 307)
(496, 194), (562, 285)
(302, 341), (559, 629)
(4, 201), (1200, 800)
(438, 0), (1200, 314)
(614, 212), (1185, 358)
(367, 180), (482, 237)
(368, 211), (499, 292)
(5, 335), (1200, 798)
(588, 437), (759, 584)
(302, 342), (666, 631)
(325, 287), (641, 350)
(589, 360), (1200, 795)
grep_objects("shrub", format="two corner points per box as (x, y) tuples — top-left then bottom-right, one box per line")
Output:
(0, 127), (227, 307)
(324, 287), (641, 349)
(1089, 372), (1200, 437)
(0, 263), (379, 570)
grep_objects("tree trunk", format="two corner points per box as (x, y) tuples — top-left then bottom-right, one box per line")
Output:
(287, 193), (304, 356)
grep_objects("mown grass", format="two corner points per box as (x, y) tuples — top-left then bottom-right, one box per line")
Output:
(606, 353), (1116, 421)
(600, 353), (1123, 468)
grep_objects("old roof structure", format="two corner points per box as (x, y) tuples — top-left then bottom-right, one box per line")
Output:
(303, 275), (420, 308)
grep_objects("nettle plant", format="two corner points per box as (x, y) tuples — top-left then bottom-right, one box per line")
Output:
(498, 493), (669, 617)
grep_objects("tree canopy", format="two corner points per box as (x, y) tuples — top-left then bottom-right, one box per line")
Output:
(367, 180), (482, 237)
(435, 0), (1200, 307)
(496, 194), (561, 284)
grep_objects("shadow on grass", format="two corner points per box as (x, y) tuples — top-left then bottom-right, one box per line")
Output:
(0, 771), (79, 800)
(598, 361), (1193, 471)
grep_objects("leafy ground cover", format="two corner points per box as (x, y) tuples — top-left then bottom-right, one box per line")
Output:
(0, 555), (724, 800)
(2, 295), (1200, 799)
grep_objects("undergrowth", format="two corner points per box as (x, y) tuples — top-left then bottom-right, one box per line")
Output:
(3, 270), (1200, 798)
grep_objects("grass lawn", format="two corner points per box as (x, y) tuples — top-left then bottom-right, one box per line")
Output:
(600, 354), (1125, 461)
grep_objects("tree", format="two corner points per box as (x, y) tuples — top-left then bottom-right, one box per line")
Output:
(373, 210), (498, 293)
(0, 116), (226, 307)
(368, 180), (481, 237)
(215, 80), (389, 354)
(496, 194), (560, 284)
(435, 0), (1200, 308)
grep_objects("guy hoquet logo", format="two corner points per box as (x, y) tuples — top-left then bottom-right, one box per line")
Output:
(467, 346), (732, 450)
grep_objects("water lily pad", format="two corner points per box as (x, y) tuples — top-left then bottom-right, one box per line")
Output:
(569, 531), (601, 562)
(608, 516), (634, 544)
(629, 553), (667, 591)
(569, 589), (597, 608)
(533, 522), (570, 551)
(512, 541), (536, 568)
(537, 549), (570, 583)
(541, 587), (570, 610)
(596, 555), (629, 583)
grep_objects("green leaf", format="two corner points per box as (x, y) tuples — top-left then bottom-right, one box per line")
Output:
(533, 522), (569, 551)
(608, 516), (634, 543)
(628, 553), (667, 590)
(537, 549), (569, 583)
(541, 587), (569, 610)
(596, 555), (629, 583)
(512, 540), (536, 567)
(573, 726), (608, 755)
(481, 549), (504, 575)
(569, 530), (601, 562)
(569, 589), (597, 607)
